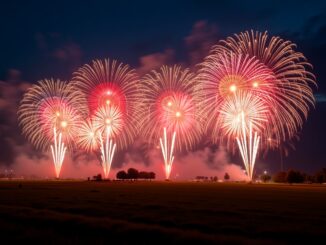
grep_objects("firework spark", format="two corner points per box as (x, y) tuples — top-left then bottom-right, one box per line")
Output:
(18, 79), (88, 177)
(140, 65), (202, 179)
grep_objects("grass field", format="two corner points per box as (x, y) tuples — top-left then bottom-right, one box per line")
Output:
(0, 181), (325, 244)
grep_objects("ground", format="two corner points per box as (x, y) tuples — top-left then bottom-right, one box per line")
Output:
(0, 180), (325, 244)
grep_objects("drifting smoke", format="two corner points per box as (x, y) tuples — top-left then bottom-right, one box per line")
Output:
(112, 144), (248, 181)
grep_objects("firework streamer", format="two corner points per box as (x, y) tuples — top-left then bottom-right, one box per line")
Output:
(98, 127), (116, 179)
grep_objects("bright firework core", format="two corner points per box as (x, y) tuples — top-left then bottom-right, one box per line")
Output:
(105, 118), (111, 125)
(229, 84), (237, 92)
(60, 120), (68, 128)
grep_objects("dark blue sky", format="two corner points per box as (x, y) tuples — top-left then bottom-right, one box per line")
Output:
(0, 0), (325, 174)
(1, 1), (325, 81)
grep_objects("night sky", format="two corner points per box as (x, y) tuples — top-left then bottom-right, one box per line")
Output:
(0, 0), (325, 177)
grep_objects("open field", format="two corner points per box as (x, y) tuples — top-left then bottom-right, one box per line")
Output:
(0, 181), (325, 244)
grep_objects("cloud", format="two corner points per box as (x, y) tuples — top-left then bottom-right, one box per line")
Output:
(184, 20), (219, 67)
(136, 20), (219, 74)
(34, 32), (83, 75)
(0, 71), (32, 166)
(52, 42), (83, 63)
(137, 49), (175, 75)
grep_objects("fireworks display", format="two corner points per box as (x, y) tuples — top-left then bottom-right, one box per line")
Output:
(71, 59), (141, 178)
(18, 79), (88, 177)
(18, 30), (316, 180)
(199, 30), (316, 180)
(140, 65), (202, 179)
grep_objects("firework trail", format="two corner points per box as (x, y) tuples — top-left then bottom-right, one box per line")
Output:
(140, 65), (202, 179)
(219, 92), (268, 180)
(72, 59), (141, 178)
(18, 79), (88, 178)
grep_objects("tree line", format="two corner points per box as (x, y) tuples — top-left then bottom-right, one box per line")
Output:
(116, 168), (155, 180)
(261, 168), (326, 183)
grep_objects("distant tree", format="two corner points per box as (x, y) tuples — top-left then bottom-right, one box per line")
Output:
(149, 172), (156, 180)
(314, 168), (326, 183)
(273, 171), (287, 183)
(127, 168), (139, 180)
(213, 176), (218, 182)
(93, 174), (102, 181)
(138, 171), (149, 179)
(303, 173), (314, 183)
(260, 174), (271, 183)
(286, 169), (304, 183)
(196, 176), (206, 181)
(224, 172), (230, 181)
(116, 170), (128, 180)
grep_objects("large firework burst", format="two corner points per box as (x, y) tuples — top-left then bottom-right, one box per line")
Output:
(140, 65), (202, 179)
(212, 30), (316, 144)
(199, 30), (316, 179)
(72, 59), (141, 178)
(18, 79), (88, 177)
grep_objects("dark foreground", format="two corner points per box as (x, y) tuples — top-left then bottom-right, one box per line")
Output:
(0, 181), (325, 244)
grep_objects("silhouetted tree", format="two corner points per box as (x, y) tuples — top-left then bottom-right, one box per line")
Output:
(224, 172), (230, 181)
(138, 171), (149, 179)
(93, 174), (102, 181)
(286, 169), (304, 183)
(261, 174), (271, 183)
(273, 171), (287, 183)
(116, 170), (128, 180)
(314, 168), (326, 183)
(213, 176), (218, 182)
(149, 172), (155, 180)
(127, 168), (139, 180)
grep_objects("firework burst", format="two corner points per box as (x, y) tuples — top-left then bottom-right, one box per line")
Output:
(72, 59), (141, 178)
(199, 30), (316, 179)
(140, 65), (202, 179)
(18, 79), (88, 177)
(212, 30), (316, 144)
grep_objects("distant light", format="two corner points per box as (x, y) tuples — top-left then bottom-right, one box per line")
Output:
(56, 111), (60, 117)
(107, 90), (112, 95)
(167, 101), (172, 107)
(176, 111), (181, 117)
(253, 82), (259, 88)
(89, 132), (94, 137)
(106, 100), (111, 105)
